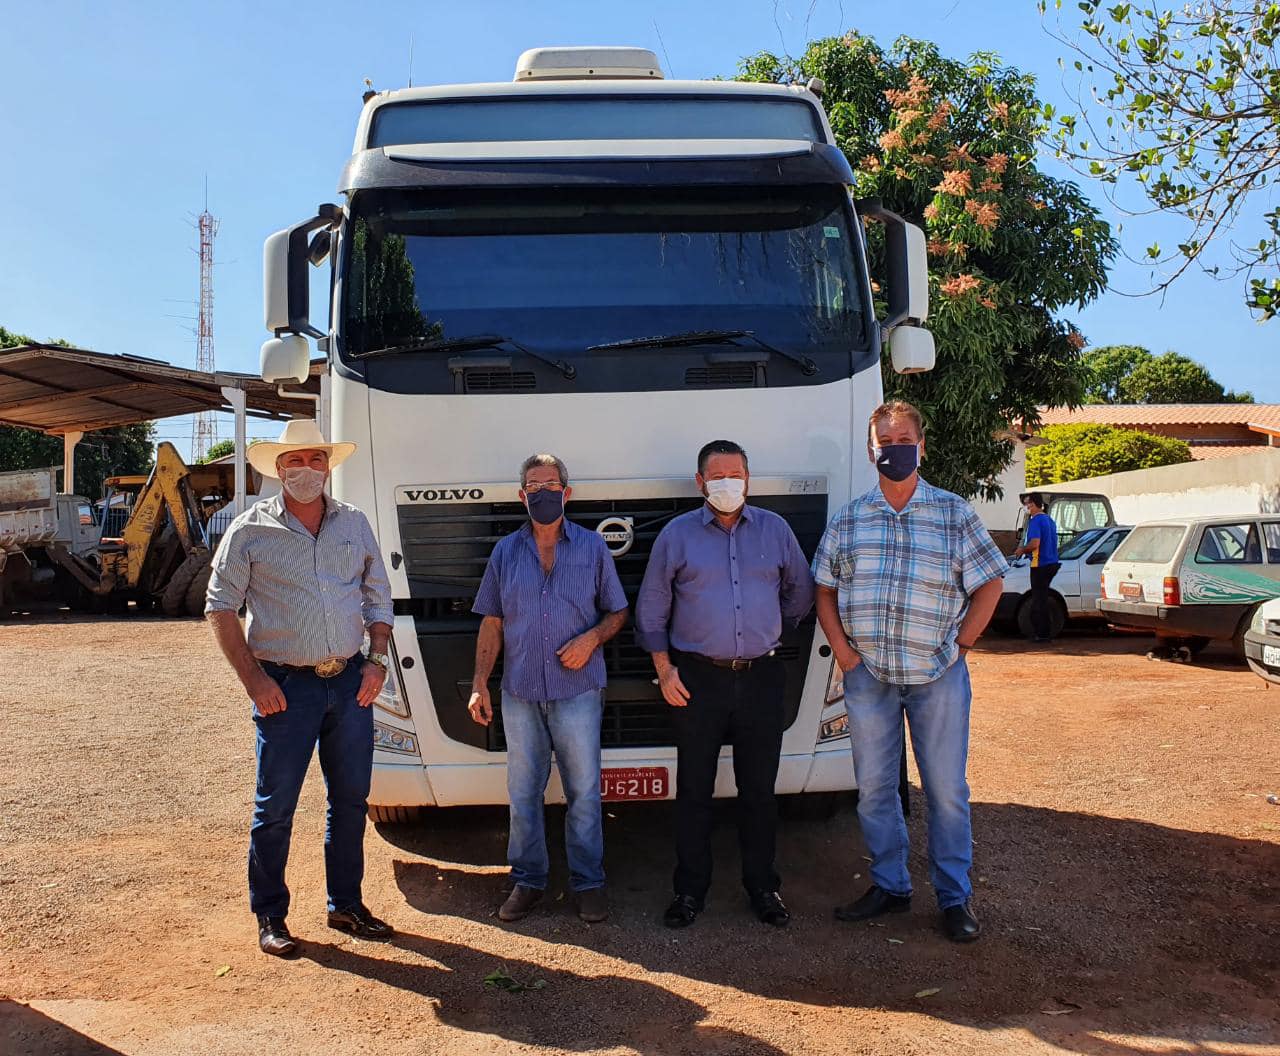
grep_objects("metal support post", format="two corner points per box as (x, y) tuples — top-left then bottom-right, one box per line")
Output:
(220, 386), (247, 516)
(60, 431), (84, 495)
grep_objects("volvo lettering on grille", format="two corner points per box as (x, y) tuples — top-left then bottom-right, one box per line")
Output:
(596, 516), (635, 558)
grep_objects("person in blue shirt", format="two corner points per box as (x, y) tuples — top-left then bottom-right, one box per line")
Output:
(1013, 493), (1061, 643)
(636, 440), (814, 930)
(469, 453), (628, 925)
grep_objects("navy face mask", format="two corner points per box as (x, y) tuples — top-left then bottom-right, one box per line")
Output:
(874, 443), (921, 482)
(525, 489), (564, 525)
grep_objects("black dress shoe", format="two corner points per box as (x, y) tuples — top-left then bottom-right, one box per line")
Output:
(327, 903), (394, 941)
(257, 915), (299, 958)
(834, 884), (912, 922)
(750, 891), (790, 927)
(942, 902), (981, 942)
(663, 894), (702, 929)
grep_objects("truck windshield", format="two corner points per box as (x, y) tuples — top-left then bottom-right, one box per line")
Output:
(340, 186), (868, 389)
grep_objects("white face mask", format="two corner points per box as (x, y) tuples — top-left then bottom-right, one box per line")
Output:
(281, 466), (327, 503)
(704, 477), (747, 514)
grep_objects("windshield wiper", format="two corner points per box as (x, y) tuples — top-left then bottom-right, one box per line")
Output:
(350, 334), (576, 379)
(587, 329), (818, 376)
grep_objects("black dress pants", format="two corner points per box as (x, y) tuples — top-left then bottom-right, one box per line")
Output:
(1029, 562), (1062, 639)
(669, 650), (786, 902)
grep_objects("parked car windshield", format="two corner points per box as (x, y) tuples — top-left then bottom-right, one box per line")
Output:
(1112, 525), (1187, 565)
(1057, 527), (1108, 562)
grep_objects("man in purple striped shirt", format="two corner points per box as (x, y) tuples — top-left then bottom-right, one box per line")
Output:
(636, 440), (814, 930)
(469, 453), (628, 925)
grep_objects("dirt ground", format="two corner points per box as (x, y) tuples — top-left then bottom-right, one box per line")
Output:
(1, 615), (1277, 1056)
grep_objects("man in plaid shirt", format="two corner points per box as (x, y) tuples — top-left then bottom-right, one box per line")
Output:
(812, 401), (1006, 942)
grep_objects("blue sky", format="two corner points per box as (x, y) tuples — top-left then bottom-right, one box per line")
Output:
(2, 0), (1275, 456)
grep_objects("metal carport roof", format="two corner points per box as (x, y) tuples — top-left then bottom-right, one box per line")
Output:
(0, 343), (320, 433)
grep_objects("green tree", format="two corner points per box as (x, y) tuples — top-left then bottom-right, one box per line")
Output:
(1120, 350), (1252, 403)
(1025, 422), (1192, 484)
(1081, 344), (1252, 403)
(739, 34), (1115, 498)
(0, 325), (156, 499)
(1044, 0), (1280, 318)
(1081, 343), (1149, 402)
(198, 438), (236, 463)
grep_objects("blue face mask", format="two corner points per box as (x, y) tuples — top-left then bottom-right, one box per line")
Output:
(874, 443), (920, 482)
(525, 489), (564, 525)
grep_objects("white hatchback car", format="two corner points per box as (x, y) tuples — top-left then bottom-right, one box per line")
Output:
(996, 525), (1132, 638)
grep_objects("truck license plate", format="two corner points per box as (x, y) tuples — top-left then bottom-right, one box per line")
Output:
(601, 767), (668, 801)
(1119, 582), (1142, 600)
(1264, 645), (1280, 669)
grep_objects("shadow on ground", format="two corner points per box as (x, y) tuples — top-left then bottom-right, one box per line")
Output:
(302, 931), (786, 1054)
(0, 1002), (126, 1056)
(377, 797), (1280, 1053)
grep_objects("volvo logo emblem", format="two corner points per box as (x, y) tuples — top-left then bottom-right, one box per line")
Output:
(596, 516), (635, 558)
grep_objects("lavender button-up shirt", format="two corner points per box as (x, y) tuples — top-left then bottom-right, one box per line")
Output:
(635, 503), (814, 661)
(473, 519), (628, 702)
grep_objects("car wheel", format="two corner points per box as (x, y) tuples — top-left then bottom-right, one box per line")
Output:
(1234, 605), (1262, 660)
(1016, 593), (1067, 639)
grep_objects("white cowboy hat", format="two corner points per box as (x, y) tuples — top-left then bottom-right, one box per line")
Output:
(246, 419), (357, 480)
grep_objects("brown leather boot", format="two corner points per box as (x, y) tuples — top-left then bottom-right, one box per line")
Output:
(498, 885), (543, 922)
(576, 886), (608, 923)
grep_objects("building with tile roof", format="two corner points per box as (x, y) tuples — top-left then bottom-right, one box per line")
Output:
(1037, 404), (1280, 461)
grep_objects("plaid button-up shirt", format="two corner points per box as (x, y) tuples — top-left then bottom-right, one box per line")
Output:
(811, 478), (1007, 685)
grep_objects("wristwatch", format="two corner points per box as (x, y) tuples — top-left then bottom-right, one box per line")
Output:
(366, 651), (389, 670)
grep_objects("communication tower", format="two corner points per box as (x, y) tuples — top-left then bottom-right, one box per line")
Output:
(192, 203), (219, 459)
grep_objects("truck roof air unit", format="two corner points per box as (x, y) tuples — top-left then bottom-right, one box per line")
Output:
(514, 46), (664, 81)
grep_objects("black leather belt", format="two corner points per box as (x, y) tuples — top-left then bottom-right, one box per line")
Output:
(259, 653), (363, 679)
(686, 651), (774, 672)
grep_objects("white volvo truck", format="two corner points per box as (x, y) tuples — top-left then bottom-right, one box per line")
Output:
(257, 47), (935, 818)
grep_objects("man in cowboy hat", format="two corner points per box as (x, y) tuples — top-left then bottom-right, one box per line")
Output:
(205, 419), (396, 958)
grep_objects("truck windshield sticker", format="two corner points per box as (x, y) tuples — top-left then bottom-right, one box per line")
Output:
(823, 226), (841, 238)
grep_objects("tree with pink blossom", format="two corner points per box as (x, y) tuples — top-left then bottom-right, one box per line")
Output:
(739, 34), (1116, 499)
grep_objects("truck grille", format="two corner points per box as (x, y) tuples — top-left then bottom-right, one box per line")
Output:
(395, 490), (828, 751)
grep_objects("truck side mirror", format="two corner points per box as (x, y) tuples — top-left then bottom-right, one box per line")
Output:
(260, 334), (311, 385)
(889, 325), (935, 374)
(263, 205), (342, 342)
(854, 197), (935, 375)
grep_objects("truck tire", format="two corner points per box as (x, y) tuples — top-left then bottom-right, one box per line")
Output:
(1016, 593), (1067, 640)
(161, 551), (211, 618)
(368, 805), (422, 824)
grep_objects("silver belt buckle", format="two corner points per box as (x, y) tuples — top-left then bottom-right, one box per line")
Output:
(314, 656), (348, 679)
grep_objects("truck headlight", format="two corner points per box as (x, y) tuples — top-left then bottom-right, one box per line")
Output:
(364, 635), (410, 717)
(373, 721), (419, 756)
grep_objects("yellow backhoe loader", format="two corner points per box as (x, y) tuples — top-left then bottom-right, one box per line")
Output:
(49, 442), (255, 616)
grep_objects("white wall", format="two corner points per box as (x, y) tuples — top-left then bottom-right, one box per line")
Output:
(1039, 449), (1280, 523)
(972, 443), (1026, 536)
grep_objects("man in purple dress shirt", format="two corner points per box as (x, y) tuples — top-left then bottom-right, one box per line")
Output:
(636, 440), (814, 929)
(469, 454), (628, 925)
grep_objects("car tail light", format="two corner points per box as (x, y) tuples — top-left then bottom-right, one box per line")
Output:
(1163, 577), (1181, 605)
(1099, 575), (1106, 600)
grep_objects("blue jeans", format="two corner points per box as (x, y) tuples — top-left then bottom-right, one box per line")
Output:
(248, 660), (372, 917)
(844, 658), (973, 909)
(502, 689), (605, 892)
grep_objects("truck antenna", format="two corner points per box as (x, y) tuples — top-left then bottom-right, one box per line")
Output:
(408, 37), (414, 88)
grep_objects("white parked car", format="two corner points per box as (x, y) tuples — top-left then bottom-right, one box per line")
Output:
(1099, 515), (1280, 660)
(996, 525), (1132, 638)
